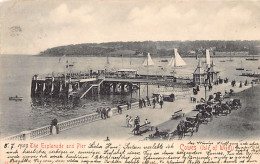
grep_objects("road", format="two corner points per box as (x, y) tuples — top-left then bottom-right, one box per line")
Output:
(42, 82), (252, 141)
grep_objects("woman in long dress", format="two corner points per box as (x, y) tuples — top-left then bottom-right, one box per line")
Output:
(128, 116), (134, 128)
(107, 107), (112, 118)
(51, 119), (58, 135)
(52, 125), (57, 135)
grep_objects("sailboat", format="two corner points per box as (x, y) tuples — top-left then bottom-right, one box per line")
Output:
(167, 48), (186, 68)
(236, 61), (244, 70)
(205, 49), (211, 67)
(228, 52), (233, 62)
(143, 53), (155, 66)
(104, 55), (110, 70)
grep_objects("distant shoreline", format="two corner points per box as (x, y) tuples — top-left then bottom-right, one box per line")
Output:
(1, 54), (259, 58)
(36, 55), (260, 58)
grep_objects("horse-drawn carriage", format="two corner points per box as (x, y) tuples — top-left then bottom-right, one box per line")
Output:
(147, 131), (170, 140)
(230, 99), (242, 109)
(212, 98), (241, 116)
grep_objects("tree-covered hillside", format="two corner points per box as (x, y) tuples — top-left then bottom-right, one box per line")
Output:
(39, 40), (260, 57)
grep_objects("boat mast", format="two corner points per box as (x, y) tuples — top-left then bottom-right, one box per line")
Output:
(106, 55), (109, 65)
(130, 54), (132, 65)
(121, 54), (123, 68)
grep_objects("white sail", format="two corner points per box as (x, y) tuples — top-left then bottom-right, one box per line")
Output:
(167, 48), (186, 67)
(167, 57), (174, 67)
(143, 53), (155, 66)
(206, 49), (210, 67)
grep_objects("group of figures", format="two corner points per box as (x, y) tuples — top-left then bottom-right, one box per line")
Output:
(96, 107), (112, 119)
(125, 115), (152, 135)
(175, 96), (241, 139)
(146, 83), (242, 140)
(231, 79), (248, 88)
(139, 95), (164, 109)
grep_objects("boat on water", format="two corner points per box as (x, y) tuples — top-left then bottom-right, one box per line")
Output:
(161, 59), (168, 62)
(9, 96), (23, 101)
(205, 49), (211, 67)
(167, 48), (186, 69)
(236, 61), (244, 70)
(220, 60), (226, 62)
(240, 72), (260, 77)
(143, 53), (155, 66)
(227, 52), (234, 62)
(246, 54), (258, 61)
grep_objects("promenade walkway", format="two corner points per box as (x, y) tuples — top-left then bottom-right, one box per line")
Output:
(42, 82), (252, 141)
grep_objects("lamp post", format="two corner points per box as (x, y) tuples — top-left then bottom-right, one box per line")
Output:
(204, 79), (208, 101)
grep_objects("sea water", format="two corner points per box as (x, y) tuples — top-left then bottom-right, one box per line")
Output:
(0, 55), (258, 137)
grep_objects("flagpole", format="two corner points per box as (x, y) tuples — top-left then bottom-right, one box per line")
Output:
(147, 53), (149, 97)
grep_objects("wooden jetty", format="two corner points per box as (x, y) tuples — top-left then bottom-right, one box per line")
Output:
(31, 69), (193, 99)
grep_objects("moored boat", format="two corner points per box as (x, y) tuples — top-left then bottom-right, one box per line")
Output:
(167, 48), (187, 71)
(246, 54), (258, 61)
(143, 53), (155, 66)
(236, 61), (244, 70)
(161, 59), (168, 62)
(9, 96), (23, 101)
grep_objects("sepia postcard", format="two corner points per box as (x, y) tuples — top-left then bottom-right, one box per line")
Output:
(0, 0), (259, 163)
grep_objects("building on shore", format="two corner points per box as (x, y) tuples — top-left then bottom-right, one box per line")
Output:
(206, 61), (219, 84)
(193, 60), (219, 85)
(193, 60), (206, 85)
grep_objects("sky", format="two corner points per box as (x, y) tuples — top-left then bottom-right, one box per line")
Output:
(0, 0), (260, 55)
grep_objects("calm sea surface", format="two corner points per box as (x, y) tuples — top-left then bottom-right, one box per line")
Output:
(0, 55), (259, 137)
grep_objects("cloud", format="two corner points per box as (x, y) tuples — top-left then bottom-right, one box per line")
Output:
(1, 0), (260, 55)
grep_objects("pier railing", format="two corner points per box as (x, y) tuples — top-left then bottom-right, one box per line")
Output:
(3, 101), (142, 140)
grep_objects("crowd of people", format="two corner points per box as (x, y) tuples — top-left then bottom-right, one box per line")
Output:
(125, 115), (150, 135)
(138, 95), (164, 109)
(96, 107), (112, 119)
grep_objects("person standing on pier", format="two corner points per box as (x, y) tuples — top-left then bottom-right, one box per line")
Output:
(245, 79), (248, 86)
(142, 98), (146, 107)
(50, 118), (59, 135)
(118, 105), (122, 114)
(128, 116), (134, 128)
(101, 107), (107, 119)
(126, 101), (131, 110)
(106, 107), (111, 118)
(196, 85), (200, 91)
(159, 99), (164, 109)
(152, 98), (156, 109)
(239, 81), (242, 88)
(139, 99), (143, 108)
(146, 96), (151, 106)
(126, 115), (130, 127)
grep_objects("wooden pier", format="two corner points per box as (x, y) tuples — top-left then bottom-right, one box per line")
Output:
(30, 70), (193, 100)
